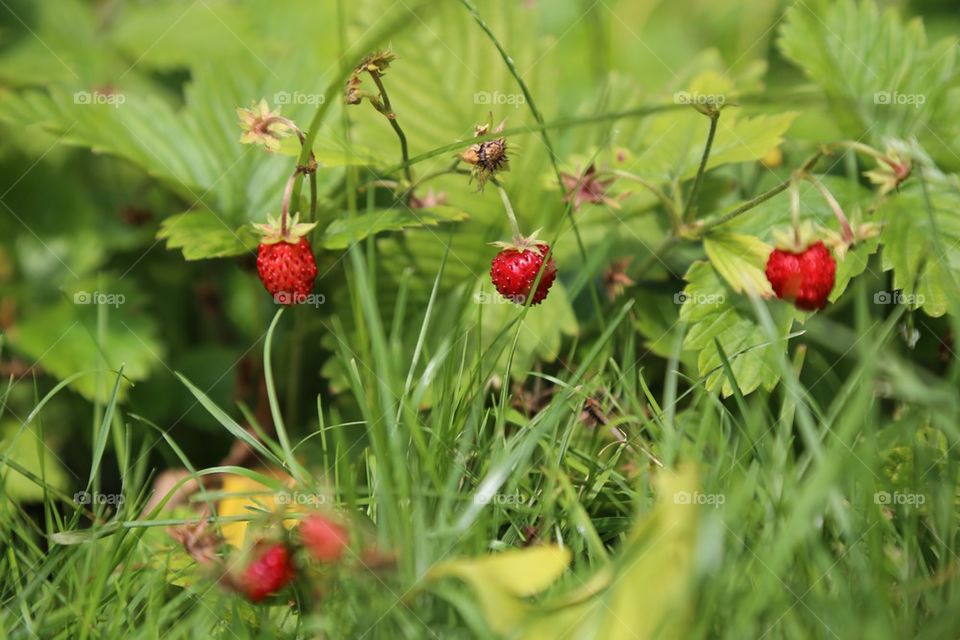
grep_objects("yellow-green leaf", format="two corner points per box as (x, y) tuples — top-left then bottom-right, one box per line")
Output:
(429, 545), (572, 634)
(521, 466), (701, 640)
(703, 232), (774, 296)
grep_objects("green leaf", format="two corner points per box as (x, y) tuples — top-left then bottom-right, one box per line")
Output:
(110, 1), (258, 70)
(878, 183), (960, 317)
(616, 70), (796, 185)
(6, 295), (164, 403)
(0, 422), (70, 502)
(832, 237), (881, 302)
(680, 261), (796, 396)
(703, 232), (774, 296)
(319, 206), (470, 250)
(778, 0), (960, 147)
(158, 210), (258, 260)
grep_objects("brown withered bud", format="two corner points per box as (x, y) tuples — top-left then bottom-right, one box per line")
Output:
(460, 117), (509, 188)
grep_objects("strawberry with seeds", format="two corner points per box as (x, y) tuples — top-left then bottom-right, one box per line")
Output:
(765, 241), (836, 311)
(254, 170), (318, 305)
(491, 240), (557, 306)
(487, 180), (557, 306)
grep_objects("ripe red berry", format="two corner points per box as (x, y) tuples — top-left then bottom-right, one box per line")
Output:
(764, 241), (836, 311)
(490, 242), (557, 306)
(256, 237), (317, 305)
(254, 212), (318, 305)
(300, 514), (349, 563)
(240, 543), (295, 602)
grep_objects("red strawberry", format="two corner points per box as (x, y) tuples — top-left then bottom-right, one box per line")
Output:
(300, 514), (349, 563)
(255, 213), (317, 305)
(490, 241), (557, 306)
(764, 241), (836, 311)
(240, 543), (295, 602)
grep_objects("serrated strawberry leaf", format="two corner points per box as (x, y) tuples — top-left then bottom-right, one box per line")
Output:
(703, 232), (774, 296)
(680, 261), (796, 396)
(878, 182), (960, 317)
(158, 210), (259, 260)
(778, 0), (960, 152)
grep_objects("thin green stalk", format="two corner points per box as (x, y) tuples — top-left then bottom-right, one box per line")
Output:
(683, 110), (720, 221)
(263, 309), (306, 484)
(805, 172), (853, 241)
(383, 103), (687, 177)
(493, 180), (522, 238)
(695, 151), (823, 235)
(309, 170), (317, 223)
(279, 170), (297, 234)
(369, 71), (413, 185)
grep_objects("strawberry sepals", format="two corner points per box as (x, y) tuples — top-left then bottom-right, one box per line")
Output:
(866, 150), (912, 195)
(489, 230), (547, 254)
(255, 212), (317, 245)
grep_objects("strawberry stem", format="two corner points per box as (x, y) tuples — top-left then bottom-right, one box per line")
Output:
(805, 173), (854, 243)
(280, 171), (298, 236)
(835, 140), (886, 163)
(493, 180), (522, 239)
(789, 178), (801, 247)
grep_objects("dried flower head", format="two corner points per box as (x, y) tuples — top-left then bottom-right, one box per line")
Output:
(408, 189), (447, 209)
(345, 50), (398, 106)
(460, 118), (509, 188)
(237, 99), (296, 152)
(358, 50), (397, 74)
(602, 257), (635, 300)
(561, 164), (619, 211)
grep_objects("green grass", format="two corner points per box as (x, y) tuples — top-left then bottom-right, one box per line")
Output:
(2, 247), (959, 638)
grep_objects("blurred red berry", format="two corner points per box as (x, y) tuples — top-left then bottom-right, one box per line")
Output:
(300, 515), (349, 563)
(240, 543), (295, 602)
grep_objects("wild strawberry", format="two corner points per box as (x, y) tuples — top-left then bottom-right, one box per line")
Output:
(254, 212), (318, 305)
(490, 239), (557, 306)
(764, 241), (836, 311)
(300, 514), (349, 563)
(239, 543), (295, 602)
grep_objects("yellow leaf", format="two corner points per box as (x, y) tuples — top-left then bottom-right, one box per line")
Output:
(217, 472), (306, 548)
(521, 465), (701, 640)
(429, 545), (572, 634)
